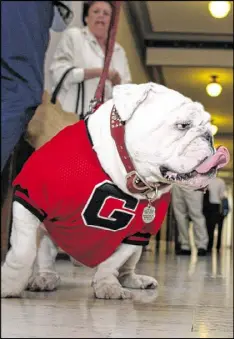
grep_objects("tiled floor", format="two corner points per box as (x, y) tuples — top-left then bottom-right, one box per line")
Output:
(1, 245), (233, 338)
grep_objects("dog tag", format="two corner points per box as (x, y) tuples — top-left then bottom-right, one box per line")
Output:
(142, 204), (155, 223)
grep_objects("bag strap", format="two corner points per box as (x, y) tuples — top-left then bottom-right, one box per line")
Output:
(75, 81), (85, 117)
(51, 66), (76, 104)
(51, 66), (85, 116)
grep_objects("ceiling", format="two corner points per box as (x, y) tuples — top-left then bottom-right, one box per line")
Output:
(147, 1), (233, 34)
(125, 1), (233, 182)
(162, 67), (233, 134)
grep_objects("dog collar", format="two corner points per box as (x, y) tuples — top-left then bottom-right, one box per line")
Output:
(110, 105), (168, 200)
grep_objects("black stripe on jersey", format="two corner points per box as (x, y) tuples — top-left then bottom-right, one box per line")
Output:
(13, 196), (47, 222)
(14, 184), (30, 197)
(84, 119), (93, 146)
(122, 232), (151, 246)
(122, 238), (150, 246)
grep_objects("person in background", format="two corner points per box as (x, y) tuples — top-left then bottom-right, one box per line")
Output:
(217, 195), (229, 252)
(203, 176), (228, 253)
(1, 1), (73, 174)
(172, 186), (209, 256)
(1, 1), (74, 258)
(49, 1), (132, 116)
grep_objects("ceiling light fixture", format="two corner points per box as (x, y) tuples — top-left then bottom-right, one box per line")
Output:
(208, 1), (231, 19)
(211, 124), (218, 136)
(211, 119), (218, 136)
(206, 75), (222, 97)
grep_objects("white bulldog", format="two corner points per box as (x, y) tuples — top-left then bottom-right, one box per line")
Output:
(1, 83), (229, 299)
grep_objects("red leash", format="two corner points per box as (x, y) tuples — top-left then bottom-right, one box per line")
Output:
(85, 1), (122, 117)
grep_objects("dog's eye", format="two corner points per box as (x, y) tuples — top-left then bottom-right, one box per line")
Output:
(176, 122), (191, 130)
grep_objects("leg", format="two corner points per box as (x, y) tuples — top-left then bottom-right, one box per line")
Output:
(172, 186), (190, 250)
(185, 190), (208, 251)
(207, 222), (215, 252)
(27, 233), (61, 291)
(1, 179), (14, 260)
(207, 204), (220, 252)
(14, 138), (34, 176)
(1, 201), (40, 297)
(1, 152), (16, 261)
(1, 139), (34, 261)
(217, 215), (224, 251)
(92, 244), (139, 299)
(119, 246), (158, 289)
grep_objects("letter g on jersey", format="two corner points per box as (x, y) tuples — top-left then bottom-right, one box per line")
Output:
(81, 181), (139, 231)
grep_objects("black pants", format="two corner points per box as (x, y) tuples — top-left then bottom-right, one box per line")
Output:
(205, 204), (221, 251)
(1, 138), (34, 250)
(1, 138), (34, 201)
(14, 138), (35, 175)
(1, 156), (13, 207)
(217, 215), (225, 250)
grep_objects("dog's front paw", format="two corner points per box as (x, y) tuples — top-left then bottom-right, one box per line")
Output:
(92, 275), (133, 299)
(27, 272), (61, 292)
(1, 265), (30, 298)
(119, 273), (158, 290)
(1, 279), (23, 298)
(93, 281), (132, 299)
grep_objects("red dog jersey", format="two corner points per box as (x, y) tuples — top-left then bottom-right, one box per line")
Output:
(13, 121), (170, 267)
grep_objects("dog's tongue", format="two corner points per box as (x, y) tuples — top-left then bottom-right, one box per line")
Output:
(196, 146), (230, 174)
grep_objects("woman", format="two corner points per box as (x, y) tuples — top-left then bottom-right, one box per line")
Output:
(49, 1), (132, 116)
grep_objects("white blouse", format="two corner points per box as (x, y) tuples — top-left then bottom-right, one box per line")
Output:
(49, 26), (132, 115)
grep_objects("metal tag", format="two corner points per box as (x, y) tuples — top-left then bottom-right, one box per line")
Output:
(142, 204), (156, 223)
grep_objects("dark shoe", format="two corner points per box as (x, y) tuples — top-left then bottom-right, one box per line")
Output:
(197, 248), (207, 256)
(176, 249), (191, 256)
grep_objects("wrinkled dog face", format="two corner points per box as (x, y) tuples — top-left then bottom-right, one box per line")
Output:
(153, 103), (216, 189)
(113, 83), (229, 190)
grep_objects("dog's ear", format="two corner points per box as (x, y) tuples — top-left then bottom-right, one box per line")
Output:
(112, 82), (171, 122)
